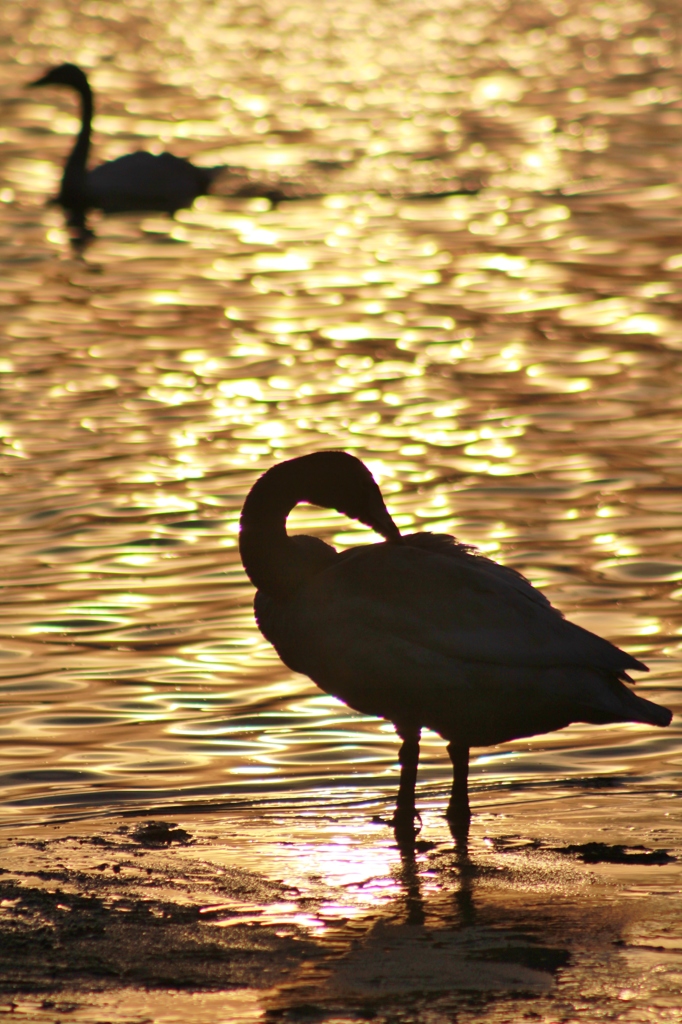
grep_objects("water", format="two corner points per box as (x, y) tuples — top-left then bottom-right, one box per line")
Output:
(1, 0), (682, 1020)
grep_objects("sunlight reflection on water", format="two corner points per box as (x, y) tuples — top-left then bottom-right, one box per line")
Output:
(3, 2), (682, 1020)
(0, 0), (681, 832)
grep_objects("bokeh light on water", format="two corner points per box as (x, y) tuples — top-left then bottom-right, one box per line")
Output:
(1, 1), (682, 1015)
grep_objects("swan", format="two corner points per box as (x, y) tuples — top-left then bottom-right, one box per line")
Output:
(239, 451), (672, 836)
(29, 64), (223, 248)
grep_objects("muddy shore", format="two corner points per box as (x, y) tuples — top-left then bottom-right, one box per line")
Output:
(0, 795), (680, 1024)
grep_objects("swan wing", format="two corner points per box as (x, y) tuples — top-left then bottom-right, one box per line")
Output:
(402, 532), (555, 609)
(292, 540), (645, 675)
(87, 152), (213, 212)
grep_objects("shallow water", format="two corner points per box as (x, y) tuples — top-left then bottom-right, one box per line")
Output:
(1, 0), (682, 1019)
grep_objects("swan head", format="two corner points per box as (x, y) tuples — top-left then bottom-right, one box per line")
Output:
(275, 451), (401, 542)
(240, 452), (401, 595)
(29, 64), (90, 92)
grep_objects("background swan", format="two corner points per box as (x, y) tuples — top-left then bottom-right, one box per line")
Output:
(29, 63), (223, 249)
(239, 451), (672, 837)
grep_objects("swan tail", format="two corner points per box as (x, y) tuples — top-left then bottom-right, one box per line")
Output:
(551, 666), (673, 728)
(611, 682), (672, 727)
(576, 673), (673, 727)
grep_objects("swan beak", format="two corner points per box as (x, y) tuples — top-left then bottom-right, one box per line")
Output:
(28, 69), (58, 88)
(367, 494), (402, 543)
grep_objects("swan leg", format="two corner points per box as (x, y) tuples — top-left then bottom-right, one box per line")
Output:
(391, 726), (421, 837)
(446, 743), (471, 826)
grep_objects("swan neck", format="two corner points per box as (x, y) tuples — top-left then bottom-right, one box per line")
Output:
(64, 79), (93, 189)
(239, 474), (308, 596)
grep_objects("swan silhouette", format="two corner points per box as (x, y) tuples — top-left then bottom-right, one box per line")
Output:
(29, 64), (223, 249)
(239, 451), (672, 836)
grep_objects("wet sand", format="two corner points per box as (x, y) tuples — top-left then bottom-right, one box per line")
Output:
(1, 791), (680, 1024)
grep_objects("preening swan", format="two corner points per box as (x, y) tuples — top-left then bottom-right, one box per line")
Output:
(239, 451), (672, 836)
(29, 64), (223, 249)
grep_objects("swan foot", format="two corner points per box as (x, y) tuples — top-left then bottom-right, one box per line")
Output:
(445, 799), (471, 844)
(445, 798), (471, 823)
(446, 742), (471, 833)
(391, 806), (422, 845)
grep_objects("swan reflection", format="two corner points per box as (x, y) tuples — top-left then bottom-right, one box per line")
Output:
(261, 824), (583, 1021)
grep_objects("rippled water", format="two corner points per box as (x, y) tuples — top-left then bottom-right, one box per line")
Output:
(2, 0), (682, 1019)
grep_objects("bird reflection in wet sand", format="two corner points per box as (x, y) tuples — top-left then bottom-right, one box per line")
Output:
(394, 817), (473, 927)
(262, 833), (571, 1018)
(28, 64), (224, 251)
(239, 451), (672, 843)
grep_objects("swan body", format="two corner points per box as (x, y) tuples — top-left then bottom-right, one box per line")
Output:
(29, 64), (222, 248)
(239, 451), (672, 834)
(86, 151), (217, 214)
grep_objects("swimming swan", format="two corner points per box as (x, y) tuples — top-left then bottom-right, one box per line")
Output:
(29, 64), (223, 248)
(239, 451), (672, 835)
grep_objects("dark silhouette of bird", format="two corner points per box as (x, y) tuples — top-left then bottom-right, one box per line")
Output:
(29, 63), (223, 249)
(239, 451), (672, 838)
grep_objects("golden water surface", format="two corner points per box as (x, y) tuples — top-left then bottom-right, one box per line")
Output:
(2, 0), (682, 1020)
